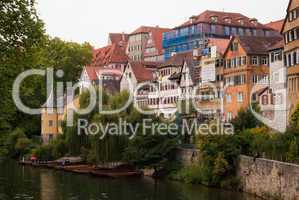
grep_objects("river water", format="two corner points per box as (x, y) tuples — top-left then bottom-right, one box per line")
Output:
(0, 160), (260, 200)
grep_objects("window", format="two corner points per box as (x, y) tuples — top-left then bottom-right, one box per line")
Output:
(238, 57), (242, 66)
(261, 57), (268, 65)
(289, 9), (298, 22)
(227, 112), (233, 121)
(224, 18), (232, 24)
(252, 29), (257, 36)
(273, 72), (279, 83)
(231, 27), (237, 35)
(49, 120), (53, 127)
(238, 19), (244, 25)
(274, 93), (283, 105)
(246, 29), (252, 36)
(262, 95), (268, 105)
(211, 16), (218, 23)
(251, 56), (258, 65)
(226, 94), (232, 103)
(231, 43), (238, 51)
(226, 59), (231, 68)
(238, 28), (244, 36)
(211, 25), (216, 34)
(241, 56), (247, 65)
(237, 92), (244, 103)
(224, 26), (230, 36)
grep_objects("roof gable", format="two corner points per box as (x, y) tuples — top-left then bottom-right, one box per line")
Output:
(281, 0), (295, 33)
(128, 62), (154, 83)
(91, 43), (128, 67)
(224, 36), (283, 56)
(265, 19), (284, 32)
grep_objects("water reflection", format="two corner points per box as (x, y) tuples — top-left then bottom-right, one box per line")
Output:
(0, 160), (259, 200)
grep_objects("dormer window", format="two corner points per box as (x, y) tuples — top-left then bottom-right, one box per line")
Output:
(189, 15), (197, 23)
(211, 16), (218, 23)
(250, 18), (258, 26)
(238, 19), (244, 25)
(224, 17), (232, 24)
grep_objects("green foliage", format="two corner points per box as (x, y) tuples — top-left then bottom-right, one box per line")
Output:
(231, 107), (261, 132)
(31, 145), (53, 161)
(5, 128), (27, 157)
(286, 139), (298, 162)
(50, 136), (67, 159)
(124, 131), (178, 170)
(15, 137), (32, 156)
(0, 0), (92, 139)
(169, 165), (203, 184)
(290, 103), (299, 127)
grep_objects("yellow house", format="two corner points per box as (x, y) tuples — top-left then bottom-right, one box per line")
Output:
(41, 95), (80, 144)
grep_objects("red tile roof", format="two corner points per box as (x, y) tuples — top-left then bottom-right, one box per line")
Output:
(265, 19), (284, 32)
(84, 66), (101, 81)
(84, 67), (122, 81)
(129, 62), (154, 82)
(109, 33), (129, 44)
(91, 43), (128, 66)
(268, 40), (284, 51)
(159, 51), (193, 67)
(208, 38), (230, 55)
(177, 10), (272, 30)
(130, 26), (170, 35)
(228, 36), (283, 55)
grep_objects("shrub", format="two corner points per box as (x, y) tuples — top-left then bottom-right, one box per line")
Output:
(32, 145), (53, 161)
(15, 138), (32, 156)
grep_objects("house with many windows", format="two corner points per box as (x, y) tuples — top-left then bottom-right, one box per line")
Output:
(79, 42), (129, 93)
(163, 10), (280, 60)
(222, 36), (282, 121)
(257, 40), (288, 132)
(281, 0), (299, 116)
(126, 26), (170, 61)
(196, 38), (230, 122)
(146, 52), (197, 118)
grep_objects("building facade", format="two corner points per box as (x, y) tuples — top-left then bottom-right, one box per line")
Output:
(196, 38), (230, 122)
(41, 95), (80, 144)
(126, 26), (170, 61)
(257, 41), (288, 132)
(282, 0), (299, 116)
(223, 36), (282, 121)
(163, 10), (280, 60)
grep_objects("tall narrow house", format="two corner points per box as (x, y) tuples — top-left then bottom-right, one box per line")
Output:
(281, 0), (299, 116)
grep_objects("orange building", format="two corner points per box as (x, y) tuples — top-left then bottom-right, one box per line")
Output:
(281, 0), (299, 116)
(223, 36), (282, 121)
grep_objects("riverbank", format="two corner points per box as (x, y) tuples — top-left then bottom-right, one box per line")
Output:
(19, 160), (143, 178)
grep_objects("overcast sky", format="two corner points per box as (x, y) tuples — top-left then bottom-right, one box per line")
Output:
(36, 0), (289, 48)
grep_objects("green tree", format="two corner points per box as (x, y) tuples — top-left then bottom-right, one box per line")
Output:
(286, 139), (298, 162)
(232, 107), (261, 132)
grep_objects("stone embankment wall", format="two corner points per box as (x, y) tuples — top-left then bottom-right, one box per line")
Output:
(175, 148), (201, 166)
(237, 155), (299, 200)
